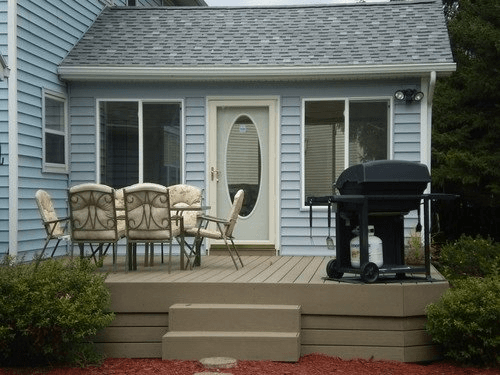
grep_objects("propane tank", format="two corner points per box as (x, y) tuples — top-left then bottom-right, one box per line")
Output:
(350, 226), (383, 268)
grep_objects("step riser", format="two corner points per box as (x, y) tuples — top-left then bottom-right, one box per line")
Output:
(162, 332), (300, 361)
(169, 303), (300, 332)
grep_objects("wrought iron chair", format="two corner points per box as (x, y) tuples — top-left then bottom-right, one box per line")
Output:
(35, 189), (71, 261)
(123, 183), (182, 272)
(68, 183), (125, 266)
(169, 184), (203, 269)
(184, 189), (245, 270)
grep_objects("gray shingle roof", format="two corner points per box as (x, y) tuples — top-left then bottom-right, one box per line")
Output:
(60, 0), (453, 71)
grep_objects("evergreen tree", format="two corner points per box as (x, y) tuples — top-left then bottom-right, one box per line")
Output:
(432, 0), (500, 238)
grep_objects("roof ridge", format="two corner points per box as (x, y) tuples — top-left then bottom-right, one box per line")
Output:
(109, 0), (439, 11)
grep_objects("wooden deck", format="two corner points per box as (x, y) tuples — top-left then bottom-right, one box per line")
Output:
(96, 254), (449, 363)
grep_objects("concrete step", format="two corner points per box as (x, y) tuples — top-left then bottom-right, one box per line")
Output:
(162, 303), (301, 361)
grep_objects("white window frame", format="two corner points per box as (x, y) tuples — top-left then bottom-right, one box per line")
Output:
(301, 96), (393, 209)
(42, 90), (68, 174)
(96, 99), (185, 185)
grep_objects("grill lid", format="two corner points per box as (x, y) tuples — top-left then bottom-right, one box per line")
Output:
(335, 160), (431, 192)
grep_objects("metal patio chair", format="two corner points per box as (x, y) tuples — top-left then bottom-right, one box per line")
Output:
(35, 189), (71, 261)
(169, 184), (203, 269)
(184, 189), (245, 270)
(68, 183), (125, 266)
(123, 183), (183, 272)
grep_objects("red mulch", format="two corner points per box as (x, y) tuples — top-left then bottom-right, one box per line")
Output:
(1, 354), (499, 375)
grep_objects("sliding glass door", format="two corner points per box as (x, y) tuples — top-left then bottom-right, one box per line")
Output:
(99, 101), (182, 188)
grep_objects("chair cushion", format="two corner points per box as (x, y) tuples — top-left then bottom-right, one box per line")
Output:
(172, 202), (200, 228)
(72, 230), (119, 242)
(169, 184), (202, 206)
(36, 190), (65, 237)
(68, 184), (120, 242)
(184, 227), (222, 240)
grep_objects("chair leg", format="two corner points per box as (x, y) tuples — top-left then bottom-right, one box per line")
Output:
(101, 243), (112, 259)
(223, 237), (239, 270)
(179, 234), (192, 270)
(89, 243), (99, 263)
(126, 242), (131, 272)
(112, 243), (117, 272)
(194, 236), (204, 267)
(40, 238), (50, 257)
(133, 244), (137, 270)
(79, 243), (85, 258)
(35, 237), (51, 267)
(38, 237), (51, 260)
(112, 242), (117, 267)
(127, 242), (137, 271)
(168, 241), (172, 274)
(230, 238), (244, 268)
(49, 239), (62, 258)
(144, 243), (149, 267)
(151, 243), (155, 267)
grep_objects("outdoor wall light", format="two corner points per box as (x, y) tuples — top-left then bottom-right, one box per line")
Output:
(394, 89), (424, 103)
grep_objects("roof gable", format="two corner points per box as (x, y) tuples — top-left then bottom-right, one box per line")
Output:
(59, 0), (455, 81)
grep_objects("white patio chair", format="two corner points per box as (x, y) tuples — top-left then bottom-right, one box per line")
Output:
(35, 189), (71, 261)
(123, 183), (182, 272)
(68, 183), (125, 266)
(169, 184), (203, 269)
(184, 189), (245, 270)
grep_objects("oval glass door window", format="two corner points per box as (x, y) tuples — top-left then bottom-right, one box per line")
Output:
(226, 115), (261, 217)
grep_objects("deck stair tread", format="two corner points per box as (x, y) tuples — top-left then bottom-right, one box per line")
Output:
(163, 303), (301, 361)
(166, 331), (299, 338)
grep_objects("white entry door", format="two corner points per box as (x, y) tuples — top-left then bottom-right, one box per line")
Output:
(208, 99), (277, 246)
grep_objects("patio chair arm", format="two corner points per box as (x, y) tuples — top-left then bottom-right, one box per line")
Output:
(198, 214), (229, 225)
(44, 217), (70, 237)
(45, 217), (69, 225)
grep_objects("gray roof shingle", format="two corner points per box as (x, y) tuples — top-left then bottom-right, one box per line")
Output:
(60, 0), (454, 70)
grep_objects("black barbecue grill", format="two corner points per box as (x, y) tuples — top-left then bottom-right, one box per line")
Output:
(307, 160), (457, 283)
(335, 160), (431, 212)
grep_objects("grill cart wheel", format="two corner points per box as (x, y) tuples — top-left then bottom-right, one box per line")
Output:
(326, 259), (344, 279)
(360, 262), (379, 283)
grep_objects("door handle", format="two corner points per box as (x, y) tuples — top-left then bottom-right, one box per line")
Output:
(211, 167), (220, 182)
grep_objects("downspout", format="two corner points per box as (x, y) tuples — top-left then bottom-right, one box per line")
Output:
(418, 71), (437, 253)
(427, 71), (437, 184)
(8, 0), (18, 258)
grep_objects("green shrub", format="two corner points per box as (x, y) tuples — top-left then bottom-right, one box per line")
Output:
(426, 276), (500, 367)
(438, 234), (500, 280)
(0, 257), (115, 367)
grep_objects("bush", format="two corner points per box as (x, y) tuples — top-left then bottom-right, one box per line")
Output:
(426, 276), (500, 367)
(438, 234), (500, 280)
(0, 257), (115, 367)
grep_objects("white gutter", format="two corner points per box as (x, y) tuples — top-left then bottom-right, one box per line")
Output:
(427, 70), (437, 175)
(58, 63), (457, 81)
(427, 70), (437, 106)
(8, 0), (17, 258)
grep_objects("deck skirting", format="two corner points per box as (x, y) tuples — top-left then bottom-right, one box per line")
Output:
(95, 255), (448, 362)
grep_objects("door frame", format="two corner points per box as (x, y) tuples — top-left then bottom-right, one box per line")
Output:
(206, 97), (280, 251)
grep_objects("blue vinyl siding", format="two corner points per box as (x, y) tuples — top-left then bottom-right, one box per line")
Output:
(67, 79), (425, 256)
(393, 101), (422, 161)
(184, 97), (206, 190)
(11, 0), (105, 258)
